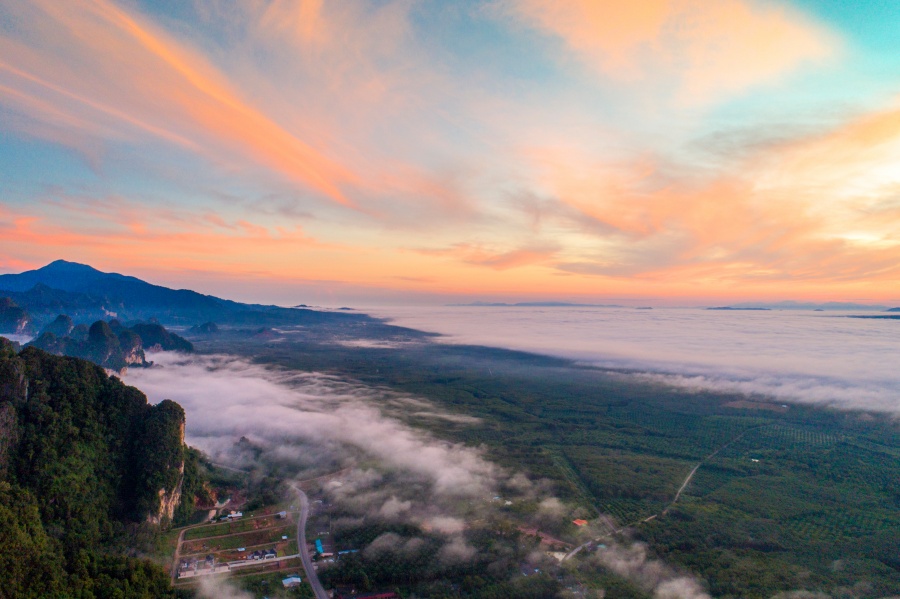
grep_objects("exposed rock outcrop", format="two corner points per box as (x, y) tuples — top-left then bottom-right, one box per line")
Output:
(25, 318), (183, 371)
(0, 298), (31, 335)
(130, 323), (193, 352)
(40, 314), (74, 337)
(151, 460), (185, 525)
(138, 403), (188, 526)
(117, 329), (146, 365)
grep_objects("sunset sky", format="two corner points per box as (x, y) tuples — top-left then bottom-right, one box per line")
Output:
(2, 0), (899, 305)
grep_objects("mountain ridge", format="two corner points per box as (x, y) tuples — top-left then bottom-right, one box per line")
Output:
(0, 260), (370, 328)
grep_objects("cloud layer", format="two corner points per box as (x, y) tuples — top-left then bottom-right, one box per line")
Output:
(125, 352), (499, 496)
(504, 0), (835, 103)
(374, 305), (900, 414)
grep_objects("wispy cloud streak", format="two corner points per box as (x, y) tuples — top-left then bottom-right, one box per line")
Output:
(2, 0), (899, 301)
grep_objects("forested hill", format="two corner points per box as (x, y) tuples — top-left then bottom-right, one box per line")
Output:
(27, 318), (194, 372)
(0, 338), (199, 597)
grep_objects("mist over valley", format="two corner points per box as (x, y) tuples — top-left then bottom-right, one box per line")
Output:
(372, 305), (900, 415)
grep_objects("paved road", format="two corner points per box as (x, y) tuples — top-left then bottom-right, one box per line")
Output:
(292, 484), (328, 599)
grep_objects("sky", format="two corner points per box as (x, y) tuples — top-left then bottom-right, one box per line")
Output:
(1, 0), (900, 306)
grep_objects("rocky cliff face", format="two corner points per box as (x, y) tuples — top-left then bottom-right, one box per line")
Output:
(149, 461), (184, 525)
(1, 345), (192, 522)
(28, 320), (150, 372)
(144, 415), (187, 526)
(0, 298), (31, 335)
(118, 330), (146, 366)
(27, 318), (193, 373)
(41, 314), (74, 337)
(0, 340), (203, 596)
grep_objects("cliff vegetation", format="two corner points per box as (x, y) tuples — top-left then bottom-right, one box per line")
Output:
(0, 337), (202, 597)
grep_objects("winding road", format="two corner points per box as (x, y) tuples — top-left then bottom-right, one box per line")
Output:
(292, 484), (328, 599)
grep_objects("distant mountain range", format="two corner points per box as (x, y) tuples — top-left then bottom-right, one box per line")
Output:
(710, 301), (891, 311)
(453, 300), (900, 311)
(449, 301), (624, 308)
(0, 260), (369, 330)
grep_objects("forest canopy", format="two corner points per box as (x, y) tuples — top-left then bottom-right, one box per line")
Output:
(0, 337), (195, 598)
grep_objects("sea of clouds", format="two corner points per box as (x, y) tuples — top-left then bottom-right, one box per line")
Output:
(369, 306), (900, 415)
(124, 352), (715, 597)
(125, 353), (498, 497)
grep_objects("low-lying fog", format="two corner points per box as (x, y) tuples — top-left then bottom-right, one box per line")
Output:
(125, 352), (711, 598)
(126, 353), (497, 496)
(370, 306), (900, 414)
(125, 353), (507, 584)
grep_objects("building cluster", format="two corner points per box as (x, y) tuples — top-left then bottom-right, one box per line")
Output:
(314, 538), (334, 558)
(177, 554), (231, 578)
(244, 548), (277, 560)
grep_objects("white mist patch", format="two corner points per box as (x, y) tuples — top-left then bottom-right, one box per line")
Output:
(196, 577), (253, 599)
(637, 372), (900, 413)
(593, 542), (712, 599)
(370, 306), (900, 414)
(124, 353), (497, 497)
(335, 338), (419, 349)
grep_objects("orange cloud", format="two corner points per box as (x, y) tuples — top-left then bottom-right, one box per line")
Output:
(519, 95), (900, 288)
(415, 243), (558, 271)
(236, 0), (477, 218)
(0, 198), (330, 278)
(761, 101), (900, 196)
(0, 0), (356, 205)
(0, 0), (894, 304)
(0, 0), (485, 221)
(506, 0), (836, 103)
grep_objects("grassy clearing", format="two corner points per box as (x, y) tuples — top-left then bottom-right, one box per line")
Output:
(184, 513), (291, 541)
(182, 525), (295, 555)
(231, 569), (314, 598)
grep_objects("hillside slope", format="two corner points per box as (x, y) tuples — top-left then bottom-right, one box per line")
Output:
(0, 338), (194, 597)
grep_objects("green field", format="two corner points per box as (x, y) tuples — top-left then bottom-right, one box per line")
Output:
(220, 570), (313, 598)
(184, 514), (288, 541)
(182, 525), (296, 554)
